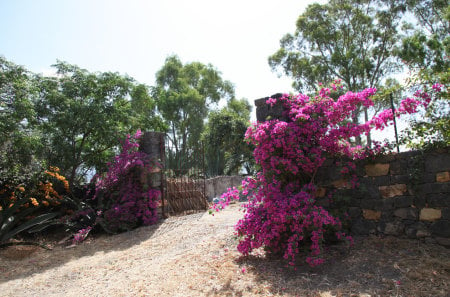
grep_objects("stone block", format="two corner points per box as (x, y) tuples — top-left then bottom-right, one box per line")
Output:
(419, 208), (442, 221)
(414, 195), (427, 208)
(365, 163), (390, 176)
(332, 179), (350, 189)
(430, 220), (450, 237)
(379, 184), (407, 198)
(416, 229), (432, 238)
(351, 219), (376, 235)
(348, 207), (361, 218)
(405, 222), (430, 238)
(442, 208), (450, 220)
(373, 176), (391, 186)
(427, 193), (450, 207)
(360, 199), (384, 210)
(435, 237), (450, 247)
(390, 175), (410, 184)
(423, 173), (437, 183)
(425, 153), (450, 172)
(394, 208), (418, 220)
(422, 182), (450, 194)
(315, 187), (327, 198)
(389, 159), (408, 175)
(383, 221), (405, 236)
(362, 209), (382, 220)
(394, 196), (414, 208)
(436, 171), (450, 183)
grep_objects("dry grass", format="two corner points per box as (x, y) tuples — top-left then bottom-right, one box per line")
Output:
(0, 203), (449, 297)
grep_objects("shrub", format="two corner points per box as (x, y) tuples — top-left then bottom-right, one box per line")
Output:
(92, 130), (161, 234)
(0, 166), (70, 247)
(213, 82), (438, 266)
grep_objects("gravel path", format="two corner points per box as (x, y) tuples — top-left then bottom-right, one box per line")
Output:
(0, 204), (244, 297)
(1, 203), (449, 297)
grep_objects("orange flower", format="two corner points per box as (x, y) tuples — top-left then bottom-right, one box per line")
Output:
(42, 200), (49, 206)
(0, 205), (3, 211)
(17, 186), (25, 192)
(30, 197), (39, 207)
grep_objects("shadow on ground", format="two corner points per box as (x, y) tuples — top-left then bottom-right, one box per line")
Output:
(234, 236), (450, 297)
(0, 211), (205, 283)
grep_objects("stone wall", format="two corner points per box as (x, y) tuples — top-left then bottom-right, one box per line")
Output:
(317, 148), (450, 246)
(205, 175), (244, 201)
(254, 97), (450, 246)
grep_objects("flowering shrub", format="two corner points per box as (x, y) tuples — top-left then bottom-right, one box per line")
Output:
(0, 166), (69, 246)
(213, 82), (438, 266)
(92, 130), (161, 233)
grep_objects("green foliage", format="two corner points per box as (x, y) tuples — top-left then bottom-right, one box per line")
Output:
(0, 57), (43, 183)
(398, 0), (450, 149)
(34, 61), (159, 186)
(203, 98), (254, 176)
(0, 167), (71, 247)
(268, 0), (405, 145)
(397, 0), (449, 74)
(269, 0), (403, 93)
(153, 55), (235, 171)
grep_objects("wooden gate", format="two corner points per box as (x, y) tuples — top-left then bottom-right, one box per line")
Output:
(162, 138), (208, 215)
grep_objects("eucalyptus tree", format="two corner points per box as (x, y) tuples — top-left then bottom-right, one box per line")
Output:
(153, 55), (235, 170)
(269, 0), (405, 145)
(397, 0), (449, 148)
(203, 98), (254, 176)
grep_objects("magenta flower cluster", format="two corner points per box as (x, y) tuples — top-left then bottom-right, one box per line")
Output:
(72, 226), (92, 245)
(212, 84), (436, 267)
(93, 130), (161, 233)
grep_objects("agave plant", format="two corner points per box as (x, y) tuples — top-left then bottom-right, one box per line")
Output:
(0, 188), (59, 249)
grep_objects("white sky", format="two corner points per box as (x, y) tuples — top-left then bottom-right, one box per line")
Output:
(0, 0), (328, 108)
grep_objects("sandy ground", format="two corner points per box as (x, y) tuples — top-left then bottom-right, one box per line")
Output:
(0, 203), (449, 297)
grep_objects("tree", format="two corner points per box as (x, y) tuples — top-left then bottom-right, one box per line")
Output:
(34, 61), (150, 186)
(269, 0), (404, 145)
(153, 55), (235, 171)
(203, 98), (254, 176)
(0, 56), (42, 184)
(397, 0), (449, 148)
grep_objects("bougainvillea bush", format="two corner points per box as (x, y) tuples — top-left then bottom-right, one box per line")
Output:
(213, 82), (441, 267)
(90, 130), (161, 234)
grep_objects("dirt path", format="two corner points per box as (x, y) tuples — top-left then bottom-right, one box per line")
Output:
(1, 203), (449, 296)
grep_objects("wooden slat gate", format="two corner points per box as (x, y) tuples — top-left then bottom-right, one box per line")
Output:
(162, 137), (208, 216)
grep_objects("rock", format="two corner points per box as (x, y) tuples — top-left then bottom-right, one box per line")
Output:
(362, 209), (382, 221)
(351, 219), (376, 235)
(365, 163), (390, 176)
(379, 184), (407, 198)
(383, 221), (404, 236)
(436, 171), (450, 183)
(435, 237), (450, 247)
(394, 196), (414, 208)
(315, 187), (327, 198)
(430, 220), (450, 237)
(332, 179), (350, 189)
(419, 208), (442, 221)
(394, 208), (418, 220)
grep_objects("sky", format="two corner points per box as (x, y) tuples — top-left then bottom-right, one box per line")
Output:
(0, 0), (327, 107)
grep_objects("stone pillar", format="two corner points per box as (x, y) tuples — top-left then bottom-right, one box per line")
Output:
(139, 131), (166, 217)
(254, 93), (287, 122)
